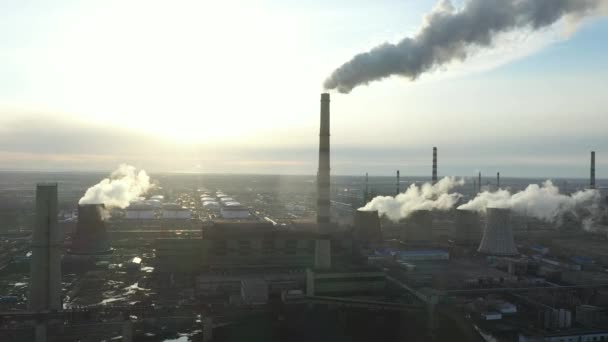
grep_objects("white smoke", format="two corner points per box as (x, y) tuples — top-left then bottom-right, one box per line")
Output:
(361, 176), (464, 222)
(79, 164), (151, 209)
(458, 180), (600, 224)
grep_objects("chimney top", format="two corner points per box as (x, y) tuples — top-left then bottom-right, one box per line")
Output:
(321, 93), (330, 101)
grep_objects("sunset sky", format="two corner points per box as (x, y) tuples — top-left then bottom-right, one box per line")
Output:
(1, 0), (607, 177)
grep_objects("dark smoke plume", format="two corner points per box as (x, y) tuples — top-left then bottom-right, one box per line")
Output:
(324, 0), (606, 93)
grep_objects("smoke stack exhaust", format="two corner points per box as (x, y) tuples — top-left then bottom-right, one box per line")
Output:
(432, 147), (438, 184)
(317, 93), (331, 229)
(591, 151), (596, 189)
(323, 0), (607, 93)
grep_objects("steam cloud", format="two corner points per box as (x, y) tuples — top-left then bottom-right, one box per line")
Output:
(79, 164), (151, 209)
(458, 180), (600, 224)
(361, 176), (464, 222)
(324, 0), (607, 93)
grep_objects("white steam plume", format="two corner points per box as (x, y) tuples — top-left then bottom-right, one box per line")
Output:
(361, 176), (464, 222)
(324, 0), (607, 93)
(79, 164), (151, 209)
(458, 180), (600, 223)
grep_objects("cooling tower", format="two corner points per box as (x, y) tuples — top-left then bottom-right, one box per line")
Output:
(317, 93), (331, 231)
(478, 208), (518, 256)
(401, 209), (433, 243)
(353, 209), (382, 243)
(29, 183), (62, 311)
(69, 204), (112, 255)
(454, 209), (482, 246)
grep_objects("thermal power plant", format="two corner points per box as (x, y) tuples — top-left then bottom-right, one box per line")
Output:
(478, 208), (518, 256)
(29, 183), (62, 312)
(454, 209), (483, 246)
(590, 151), (596, 189)
(69, 204), (112, 255)
(432, 147), (437, 184)
(353, 209), (382, 244)
(401, 209), (433, 244)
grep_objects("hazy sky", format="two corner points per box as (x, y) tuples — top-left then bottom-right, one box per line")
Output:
(1, 0), (607, 177)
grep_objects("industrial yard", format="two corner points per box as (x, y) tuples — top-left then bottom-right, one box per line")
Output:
(0, 94), (607, 342)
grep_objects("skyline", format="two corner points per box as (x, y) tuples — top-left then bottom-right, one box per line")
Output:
(1, 0), (607, 176)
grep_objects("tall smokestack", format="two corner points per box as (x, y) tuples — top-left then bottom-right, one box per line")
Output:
(478, 172), (482, 193)
(317, 93), (331, 229)
(432, 147), (438, 184)
(497, 172), (500, 189)
(591, 151), (596, 189)
(29, 183), (62, 311)
(364, 172), (369, 203)
(396, 170), (400, 195)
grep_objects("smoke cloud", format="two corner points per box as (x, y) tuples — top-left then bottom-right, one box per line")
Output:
(458, 180), (600, 223)
(79, 164), (151, 209)
(361, 176), (464, 222)
(324, 0), (607, 93)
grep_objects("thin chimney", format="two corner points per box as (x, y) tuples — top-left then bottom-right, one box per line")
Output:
(396, 170), (400, 195)
(496, 172), (500, 189)
(364, 172), (369, 203)
(591, 151), (596, 189)
(317, 93), (331, 228)
(478, 172), (482, 193)
(432, 147), (438, 184)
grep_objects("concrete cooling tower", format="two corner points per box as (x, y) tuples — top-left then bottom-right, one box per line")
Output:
(401, 209), (433, 244)
(353, 209), (382, 243)
(454, 209), (482, 246)
(478, 208), (518, 256)
(69, 204), (112, 255)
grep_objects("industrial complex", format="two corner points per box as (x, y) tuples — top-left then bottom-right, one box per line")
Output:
(0, 94), (607, 341)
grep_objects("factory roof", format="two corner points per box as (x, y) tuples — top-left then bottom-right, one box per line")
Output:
(398, 250), (449, 255)
(162, 203), (188, 210)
